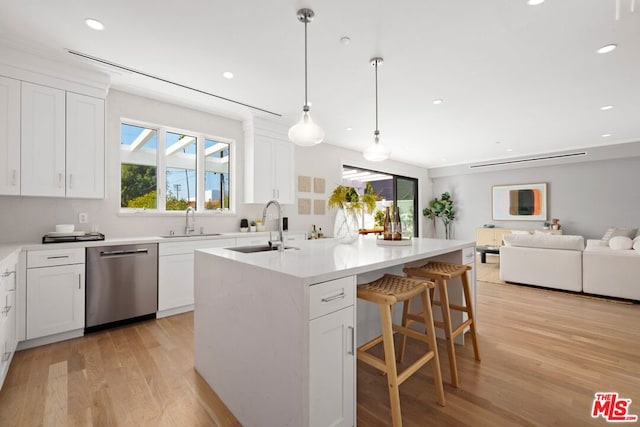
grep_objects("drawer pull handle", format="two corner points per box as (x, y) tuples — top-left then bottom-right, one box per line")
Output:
(1, 270), (15, 278)
(11, 169), (16, 186)
(47, 255), (70, 259)
(321, 292), (345, 303)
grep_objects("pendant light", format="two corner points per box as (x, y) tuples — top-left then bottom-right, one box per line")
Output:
(288, 8), (325, 146)
(363, 57), (391, 161)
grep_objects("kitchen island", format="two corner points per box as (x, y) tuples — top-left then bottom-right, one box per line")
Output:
(194, 237), (475, 427)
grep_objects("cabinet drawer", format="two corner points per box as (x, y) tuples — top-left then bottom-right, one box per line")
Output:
(462, 246), (475, 265)
(309, 276), (355, 320)
(27, 248), (85, 268)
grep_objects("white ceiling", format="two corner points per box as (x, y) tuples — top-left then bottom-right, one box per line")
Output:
(1, 0), (639, 168)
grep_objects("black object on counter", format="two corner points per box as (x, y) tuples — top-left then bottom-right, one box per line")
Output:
(42, 233), (105, 244)
(283, 217), (288, 231)
(240, 218), (249, 228)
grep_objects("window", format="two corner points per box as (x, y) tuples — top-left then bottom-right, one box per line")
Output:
(120, 120), (233, 213)
(165, 131), (197, 210)
(120, 124), (158, 209)
(342, 165), (419, 237)
(204, 138), (230, 210)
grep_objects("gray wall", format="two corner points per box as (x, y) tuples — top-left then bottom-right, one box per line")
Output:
(430, 156), (640, 241)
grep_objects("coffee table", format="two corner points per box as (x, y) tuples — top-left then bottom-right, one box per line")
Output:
(476, 245), (500, 263)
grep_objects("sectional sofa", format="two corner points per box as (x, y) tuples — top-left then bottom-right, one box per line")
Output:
(499, 232), (640, 301)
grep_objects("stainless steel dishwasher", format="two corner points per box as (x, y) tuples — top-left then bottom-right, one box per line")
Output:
(86, 243), (158, 330)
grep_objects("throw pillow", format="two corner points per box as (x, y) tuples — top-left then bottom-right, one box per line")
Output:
(609, 236), (633, 250)
(634, 239), (640, 252)
(602, 227), (638, 244)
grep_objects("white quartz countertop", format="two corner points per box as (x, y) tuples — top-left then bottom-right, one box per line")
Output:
(197, 237), (474, 284)
(8, 230), (305, 252)
(0, 245), (21, 261)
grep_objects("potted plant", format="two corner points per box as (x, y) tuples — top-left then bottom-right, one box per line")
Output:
(328, 183), (378, 243)
(250, 220), (257, 232)
(423, 192), (456, 239)
(255, 219), (266, 232)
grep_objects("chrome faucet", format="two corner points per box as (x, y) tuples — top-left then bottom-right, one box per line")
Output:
(185, 206), (195, 235)
(262, 200), (284, 252)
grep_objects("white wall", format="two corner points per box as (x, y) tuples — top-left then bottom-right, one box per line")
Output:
(0, 89), (431, 243)
(430, 154), (640, 241)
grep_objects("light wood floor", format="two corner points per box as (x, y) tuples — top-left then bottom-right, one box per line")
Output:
(1, 257), (638, 426)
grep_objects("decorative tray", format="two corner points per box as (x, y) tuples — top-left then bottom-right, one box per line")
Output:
(42, 232), (105, 244)
(375, 237), (412, 246)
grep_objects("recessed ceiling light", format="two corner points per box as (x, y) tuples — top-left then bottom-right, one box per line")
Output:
(85, 18), (104, 31)
(600, 105), (613, 110)
(433, 99), (444, 105)
(527, 0), (545, 5)
(597, 44), (617, 54)
(223, 71), (234, 79)
(340, 36), (351, 45)
(345, 127), (353, 131)
(601, 133), (612, 138)
(506, 148), (513, 152)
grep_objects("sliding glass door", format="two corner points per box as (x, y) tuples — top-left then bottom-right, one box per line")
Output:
(342, 165), (419, 237)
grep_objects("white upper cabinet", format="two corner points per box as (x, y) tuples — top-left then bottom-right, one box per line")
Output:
(66, 92), (105, 198)
(19, 81), (105, 199)
(244, 118), (295, 204)
(20, 82), (66, 197)
(0, 76), (20, 195)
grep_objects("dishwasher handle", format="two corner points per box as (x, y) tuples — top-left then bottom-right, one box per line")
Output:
(99, 248), (149, 257)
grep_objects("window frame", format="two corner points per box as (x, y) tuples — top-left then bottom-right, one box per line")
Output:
(119, 118), (236, 216)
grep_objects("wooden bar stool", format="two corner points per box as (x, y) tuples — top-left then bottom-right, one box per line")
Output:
(357, 274), (445, 427)
(403, 262), (480, 388)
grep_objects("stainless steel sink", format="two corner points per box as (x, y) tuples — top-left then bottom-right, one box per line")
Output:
(227, 245), (298, 253)
(161, 233), (222, 238)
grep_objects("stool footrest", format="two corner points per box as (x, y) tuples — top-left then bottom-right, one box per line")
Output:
(397, 352), (435, 385)
(359, 335), (384, 353)
(357, 349), (388, 373)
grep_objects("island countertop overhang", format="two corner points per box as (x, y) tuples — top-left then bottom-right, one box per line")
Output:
(196, 237), (475, 285)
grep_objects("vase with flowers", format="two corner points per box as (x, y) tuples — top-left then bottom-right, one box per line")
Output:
(328, 183), (378, 244)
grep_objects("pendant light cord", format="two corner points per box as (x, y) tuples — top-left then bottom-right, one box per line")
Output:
(374, 60), (379, 134)
(304, 17), (309, 110)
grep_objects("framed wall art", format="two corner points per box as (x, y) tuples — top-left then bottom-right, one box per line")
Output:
(492, 183), (547, 221)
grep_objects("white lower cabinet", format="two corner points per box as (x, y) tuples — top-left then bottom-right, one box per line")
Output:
(26, 249), (85, 340)
(0, 251), (18, 390)
(158, 239), (234, 316)
(309, 306), (355, 427)
(308, 276), (356, 427)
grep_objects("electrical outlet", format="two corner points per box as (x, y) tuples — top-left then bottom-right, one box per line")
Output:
(79, 213), (89, 224)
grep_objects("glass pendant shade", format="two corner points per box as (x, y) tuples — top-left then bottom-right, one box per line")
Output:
(288, 109), (325, 146)
(363, 134), (390, 162)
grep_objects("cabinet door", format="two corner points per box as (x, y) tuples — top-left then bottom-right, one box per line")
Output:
(0, 76), (21, 195)
(272, 139), (294, 204)
(309, 306), (355, 427)
(158, 253), (194, 311)
(21, 82), (66, 197)
(66, 92), (105, 198)
(252, 137), (274, 203)
(26, 263), (84, 339)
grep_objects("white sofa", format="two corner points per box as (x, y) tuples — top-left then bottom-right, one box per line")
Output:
(583, 239), (640, 300)
(499, 234), (585, 292)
